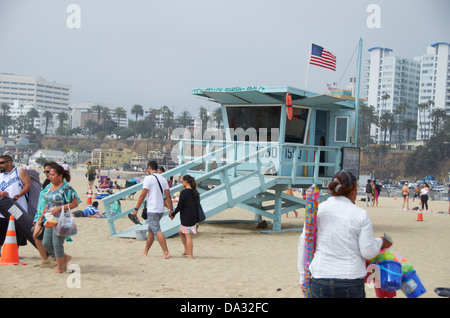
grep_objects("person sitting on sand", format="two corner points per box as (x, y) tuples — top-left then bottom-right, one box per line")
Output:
(98, 177), (111, 192)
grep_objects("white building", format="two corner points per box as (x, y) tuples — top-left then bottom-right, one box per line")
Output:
(415, 42), (450, 140)
(4, 100), (61, 135)
(29, 149), (66, 167)
(364, 47), (420, 144)
(0, 73), (71, 112)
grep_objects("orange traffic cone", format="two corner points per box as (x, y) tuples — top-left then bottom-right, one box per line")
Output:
(87, 186), (92, 204)
(0, 216), (26, 265)
(417, 206), (423, 222)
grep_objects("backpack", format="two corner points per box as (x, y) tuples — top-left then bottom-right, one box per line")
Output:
(25, 169), (42, 218)
(365, 183), (372, 194)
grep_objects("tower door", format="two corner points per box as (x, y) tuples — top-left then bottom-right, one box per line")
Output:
(315, 110), (328, 176)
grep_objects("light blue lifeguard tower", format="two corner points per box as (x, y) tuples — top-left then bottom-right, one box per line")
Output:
(103, 85), (361, 238)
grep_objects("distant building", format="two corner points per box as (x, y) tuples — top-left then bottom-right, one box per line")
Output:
(0, 135), (38, 165)
(91, 148), (138, 169)
(364, 47), (420, 144)
(415, 42), (450, 140)
(29, 149), (66, 166)
(0, 73), (71, 112)
(71, 102), (127, 129)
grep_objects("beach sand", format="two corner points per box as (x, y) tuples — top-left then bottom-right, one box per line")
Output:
(1, 171), (449, 299)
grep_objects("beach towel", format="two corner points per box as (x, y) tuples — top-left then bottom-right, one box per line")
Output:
(303, 184), (320, 298)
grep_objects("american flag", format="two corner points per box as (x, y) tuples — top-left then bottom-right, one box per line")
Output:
(309, 43), (336, 71)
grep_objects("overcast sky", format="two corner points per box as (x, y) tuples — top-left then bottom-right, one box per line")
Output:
(0, 0), (448, 117)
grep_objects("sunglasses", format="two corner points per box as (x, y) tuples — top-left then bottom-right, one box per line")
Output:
(44, 170), (51, 173)
(0, 160), (11, 164)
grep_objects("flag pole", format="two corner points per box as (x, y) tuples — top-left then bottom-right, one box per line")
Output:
(304, 41), (312, 95)
(354, 37), (363, 147)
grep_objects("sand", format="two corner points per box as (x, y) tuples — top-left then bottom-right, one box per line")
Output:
(1, 170), (449, 299)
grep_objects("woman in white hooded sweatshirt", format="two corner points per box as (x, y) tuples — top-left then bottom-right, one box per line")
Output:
(298, 170), (392, 298)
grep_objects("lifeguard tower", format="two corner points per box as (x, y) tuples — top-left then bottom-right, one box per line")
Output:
(103, 85), (361, 238)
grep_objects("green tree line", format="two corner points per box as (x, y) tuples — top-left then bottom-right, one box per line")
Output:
(0, 103), (223, 142)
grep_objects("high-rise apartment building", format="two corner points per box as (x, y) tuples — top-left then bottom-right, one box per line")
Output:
(0, 73), (71, 112)
(364, 47), (420, 144)
(416, 42), (450, 140)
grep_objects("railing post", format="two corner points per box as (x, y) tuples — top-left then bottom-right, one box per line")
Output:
(105, 204), (116, 236)
(292, 146), (299, 184)
(233, 142), (238, 178)
(205, 141), (211, 172)
(313, 147), (320, 183)
(222, 170), (234, 207)
(335, 148), (341, 174)
(256, 152), (266, 192)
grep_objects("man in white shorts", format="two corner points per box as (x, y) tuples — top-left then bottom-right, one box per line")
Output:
(132, 160), (173, 259)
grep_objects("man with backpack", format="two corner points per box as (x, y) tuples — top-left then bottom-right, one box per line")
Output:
(365, 179), (372, 207)
(0, 155), (31, 247)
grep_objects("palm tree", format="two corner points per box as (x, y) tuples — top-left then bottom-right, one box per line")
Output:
(358, 104), (378, 147)
(379, 93), (390, 144)
(91, 105), (103, 125)
(379, 112), (393, 145)
(199, 106), (210, 134)
(159, 106), (174, 140)
(26, 108), (40, 133)
(57, 111), (69, 135)
(393, 102), (407, 144)
(178, 110), (192, 128)
(0, 103), (11, 134)
(100, 106), (111, 133)
(145, 108), (159, 139)
(131, 104), (144, 121)
(212, 107), (222, 130)
(84, 119), (97, 136)
(402, 118), (417, 142)
(426, 99), (435, 138)
(430, 108), (447, 135)
(114, 107), (127, 127)
(43, 111), (53, 135)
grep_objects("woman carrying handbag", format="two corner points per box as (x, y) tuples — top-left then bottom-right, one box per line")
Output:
(169, 175), (199, 259)
(37, 164), (81, 273)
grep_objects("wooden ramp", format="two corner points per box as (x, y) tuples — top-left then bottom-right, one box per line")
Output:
(112, 175), (277, 239)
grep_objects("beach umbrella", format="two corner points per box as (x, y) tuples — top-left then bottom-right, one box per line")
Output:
(303, 184), (320, 298)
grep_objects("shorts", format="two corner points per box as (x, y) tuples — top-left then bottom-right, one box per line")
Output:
(180, 225), (197, 234)
(147, 212), (164, 233)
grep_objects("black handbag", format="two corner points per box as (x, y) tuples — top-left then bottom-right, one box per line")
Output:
(197, 196), (205, 223)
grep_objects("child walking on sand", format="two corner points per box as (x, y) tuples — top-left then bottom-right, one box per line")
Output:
(169, 175), (199, 259)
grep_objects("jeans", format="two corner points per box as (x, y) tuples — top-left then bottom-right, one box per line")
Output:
(311, 278), (366, 298)
(42, 226), (66, 258)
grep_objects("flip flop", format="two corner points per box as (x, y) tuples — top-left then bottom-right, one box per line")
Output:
(128, 214), (141, 225)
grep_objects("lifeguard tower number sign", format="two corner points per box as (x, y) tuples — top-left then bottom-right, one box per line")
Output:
(341, 147), (360, 179)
